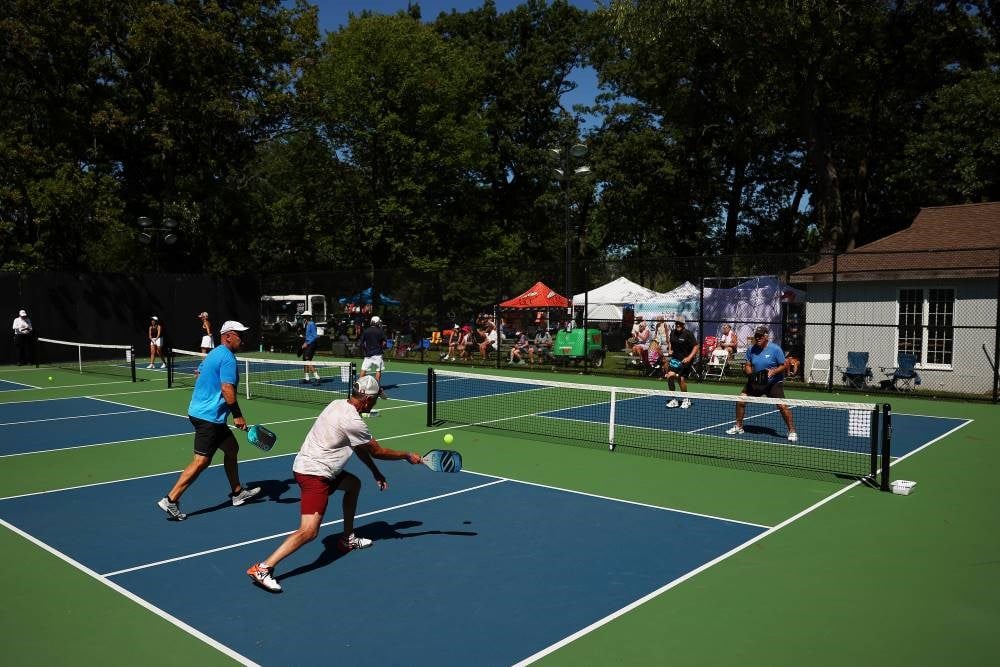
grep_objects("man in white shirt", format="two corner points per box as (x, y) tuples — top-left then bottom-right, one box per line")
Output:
(12, 309), (32, 366)
(478, 322), (498, 361)
(245, 375), (421, 593)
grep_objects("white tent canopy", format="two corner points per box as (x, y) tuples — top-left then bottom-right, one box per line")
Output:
(572, 276), (668, 321)
(572, 276), (665, 307)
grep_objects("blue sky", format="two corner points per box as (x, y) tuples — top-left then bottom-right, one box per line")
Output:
(310, 1), (602, 126)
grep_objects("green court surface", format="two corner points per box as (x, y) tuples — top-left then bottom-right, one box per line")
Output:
(1, 361), (997, 666)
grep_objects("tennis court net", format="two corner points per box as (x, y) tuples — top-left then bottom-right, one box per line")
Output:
(36, 337), (137, 381)
(427, 369), (892, 487)
(168, 348), (355, 404)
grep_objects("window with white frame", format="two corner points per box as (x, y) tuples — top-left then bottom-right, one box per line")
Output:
(897, 288), (954, 368)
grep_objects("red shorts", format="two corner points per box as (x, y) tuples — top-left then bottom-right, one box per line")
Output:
(294, 470), (350, 516)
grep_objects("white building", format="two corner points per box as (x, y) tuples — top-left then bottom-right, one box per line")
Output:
(792, 202), (1000, 397)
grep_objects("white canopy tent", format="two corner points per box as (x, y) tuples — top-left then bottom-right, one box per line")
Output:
(572, 276), (667, 320)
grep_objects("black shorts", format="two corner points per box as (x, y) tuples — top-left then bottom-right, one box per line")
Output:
(189, 415), (237, 458)
(667, 360), (692, 378)
(302, 342), (317, 361)
(742, 380), (786, 399)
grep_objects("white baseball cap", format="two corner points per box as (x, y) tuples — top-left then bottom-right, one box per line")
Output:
(220, 320), (250, 334)
(151, 315), (159, 321)
(370, 315), (381, 325)
(19, 309), (27, 316)
(198, 311), (208, 318)
(301, 311), (312, 317)
(354, 375), (381, 397)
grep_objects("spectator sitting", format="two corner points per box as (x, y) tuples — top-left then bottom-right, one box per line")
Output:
(647, 339), (663, 374)
(719, 323), (738, 356)
(508, 331), (529, 365)
(784, 351), (801, 378)
(479, 323), (498, 360)
(460, 325), (475, 361)
(530, 328), (553, 364)
(442, 324), (460, 361)
(631, 320), (652, 359)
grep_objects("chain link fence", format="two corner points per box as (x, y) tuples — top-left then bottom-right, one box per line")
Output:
(261, 248), (1000, 402)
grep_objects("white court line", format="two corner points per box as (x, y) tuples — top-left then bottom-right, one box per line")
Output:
(0, 431), (193, 460)
(0, 518), (260, 667)
(0, 409), (146, 427)
(0, 378), (140, 392)
(101, 479), (507, 577)
(511, 415), (977, 666)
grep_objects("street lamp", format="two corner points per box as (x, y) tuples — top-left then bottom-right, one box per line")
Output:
(551, 143), (591, 301)
(137, 215), (180, 270)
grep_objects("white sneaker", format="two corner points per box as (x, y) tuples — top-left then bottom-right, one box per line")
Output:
(157, 496), (186, 520)
(247, 563), (281, 592)
(337, 532), (373, 553)
(726, 425), (745, 435)
(158, 363), (166, 369)
(666, 399), (679, 408)
(680, 398), (691, 409)
(146, 364), (155, 369)
(787, 431), (799, 443)
(230, 486), (261, 506)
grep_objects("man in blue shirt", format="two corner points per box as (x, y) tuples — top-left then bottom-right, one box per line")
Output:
(725, 326), (798, 442)
(359, 315), (387, 385)
(157, 320), (261, 520)
(299, 311), (320, 385)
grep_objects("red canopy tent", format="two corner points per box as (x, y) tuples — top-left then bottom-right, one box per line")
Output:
(498, 281), (570, 309)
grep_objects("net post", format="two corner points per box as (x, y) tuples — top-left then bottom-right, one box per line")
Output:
(608, 388), (617, 450)
(426, 368), (435, 426)
(245, 358), (251, 400)
(880, 403), (892, 491)
(349, 362), (357, 397)
(129, 345), (136, 382)
(868, 405), (880, 482)
(77, 344), (83, 373)
(166, 349), (174, 387)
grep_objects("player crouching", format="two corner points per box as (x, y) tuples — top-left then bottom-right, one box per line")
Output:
(246, 375), (421, 592)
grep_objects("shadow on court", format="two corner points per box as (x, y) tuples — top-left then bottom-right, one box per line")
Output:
(183, 478), (295, 519)
(279, 520), (478, 582)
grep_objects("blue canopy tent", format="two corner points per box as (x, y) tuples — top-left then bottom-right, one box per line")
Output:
(337, 287), (401, 306)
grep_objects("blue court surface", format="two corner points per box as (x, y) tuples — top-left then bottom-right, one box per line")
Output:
(0, 397), (191, 456)
(0, 455), (767, 666)
(0, 378), (35, 391)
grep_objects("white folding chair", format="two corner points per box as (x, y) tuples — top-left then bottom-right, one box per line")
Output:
(704, 348), (729, 380)
(807, 353), (831, 384)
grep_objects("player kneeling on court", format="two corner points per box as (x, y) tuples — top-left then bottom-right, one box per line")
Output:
(247, 375), (421, 593)
(726, 326), (798, 443)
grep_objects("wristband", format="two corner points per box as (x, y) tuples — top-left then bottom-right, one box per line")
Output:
(229, 403), (243, 419)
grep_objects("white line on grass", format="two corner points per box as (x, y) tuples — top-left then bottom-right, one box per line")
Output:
(510, 416), (976, 666)
(0, 517), (261, 667)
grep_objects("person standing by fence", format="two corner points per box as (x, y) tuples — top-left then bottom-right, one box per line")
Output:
(12, 309), (32, 366)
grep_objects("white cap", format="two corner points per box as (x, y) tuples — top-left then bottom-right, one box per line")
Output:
(302, 311), (312, 317)
(220, 320), (250, 334)
(198, 311), (208, 318)
(354, 375), (381, 397)
(151, 315), (159, 321)
(370, 315), (381, 325)
(19, 309), (27, 316)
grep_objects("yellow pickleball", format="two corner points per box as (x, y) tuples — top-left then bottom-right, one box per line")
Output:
(443, 433), (454, 445)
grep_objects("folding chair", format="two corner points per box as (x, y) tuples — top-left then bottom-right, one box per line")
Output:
(704, 348), (729, 380)
(837, 351), (873, 389)
(807, 353), (831, 385)
(880, 353), (921, 392)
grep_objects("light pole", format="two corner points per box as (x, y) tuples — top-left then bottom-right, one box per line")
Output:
(551, 143), (591, 302)
(137, 216), (180, 271)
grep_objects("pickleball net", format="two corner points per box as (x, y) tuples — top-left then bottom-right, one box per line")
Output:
(36, 337), (137, 381)
(427, 369), (892, 487)
(168, 349), (355, 404)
